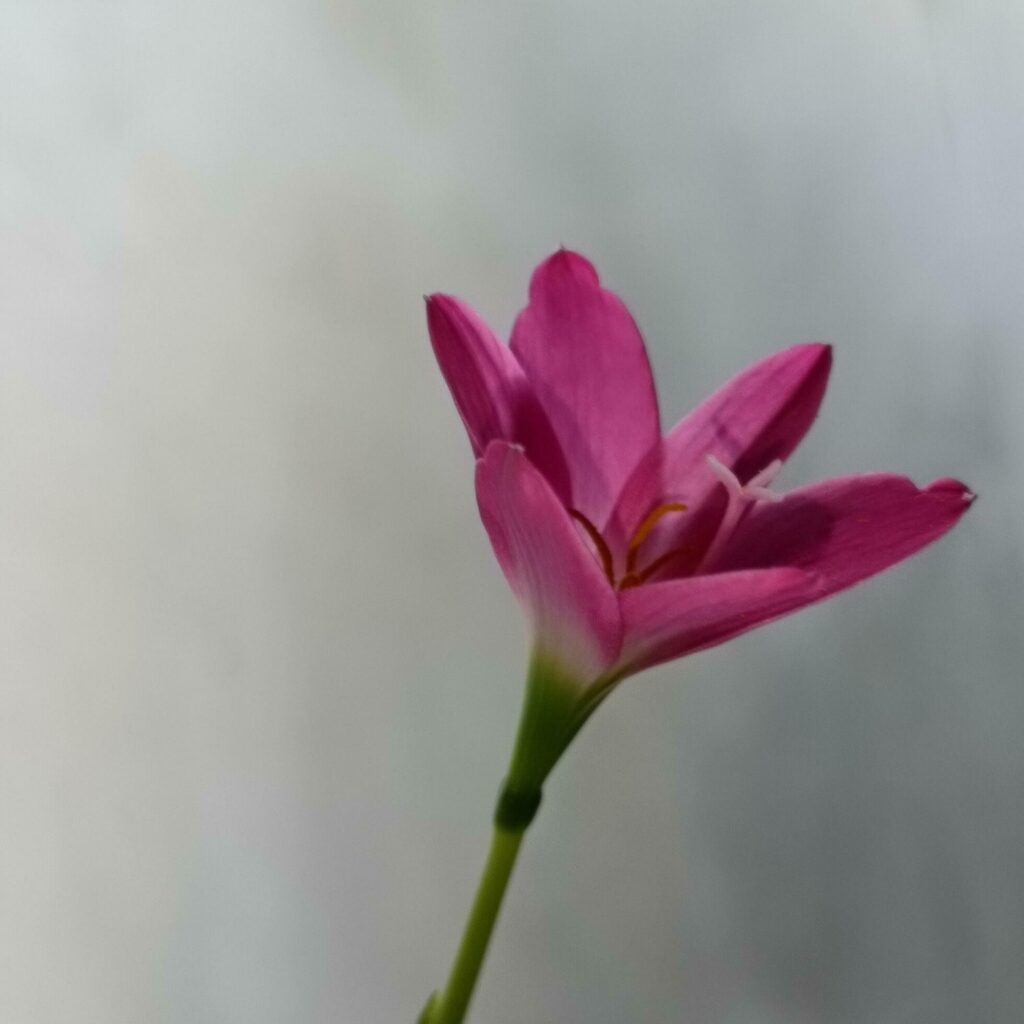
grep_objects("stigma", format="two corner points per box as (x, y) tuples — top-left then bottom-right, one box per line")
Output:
(695, 455), (785, 572)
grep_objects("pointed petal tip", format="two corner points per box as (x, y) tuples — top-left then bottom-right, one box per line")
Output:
(474, 441), (537, 501)
(477, 437), (519, 469)
(801, 340), (832, 356)
(423, 291), (457, 317)
(529, 248), (600, 297)
(423, 293), (454, 333)
(473, 439), (547, 499)
(770, 342), (833, 389)
(925, 477), (976, 507)
(789, 340), (833, 375)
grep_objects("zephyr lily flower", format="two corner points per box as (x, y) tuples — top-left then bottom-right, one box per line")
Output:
(426, 250), (973, 797)
(419, 251), (972, 1024)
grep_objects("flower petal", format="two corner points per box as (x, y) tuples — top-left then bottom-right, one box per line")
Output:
(616, 475), (973, 677)
(426, 294), (524, 455)
(426, 294), (571, 500)
(509, 251), (660, 528)
(663, 342), (832, 491)
(616, 568), (818, 676)
(607, 343), (833, 573)
(475, 441), (623, 682)
(716, 474), (975, 593)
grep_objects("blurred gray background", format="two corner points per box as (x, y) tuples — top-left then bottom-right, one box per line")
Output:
(0, 2), (1020, 1022)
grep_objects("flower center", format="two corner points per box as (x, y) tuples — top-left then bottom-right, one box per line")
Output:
(571, 502), (689, 590)
(570, 456), (785, 588)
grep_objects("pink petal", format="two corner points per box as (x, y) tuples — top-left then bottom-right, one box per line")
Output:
(616, 568), (818, 677)
(607, 343), (832, 571)
(426, 294), (571, 501)
(663, 342), (832, 490)
(509, 251), (660, 528)
(615, 474), (973, 677)
(475, 441), (623, 682)
(716, 474), (975, 593)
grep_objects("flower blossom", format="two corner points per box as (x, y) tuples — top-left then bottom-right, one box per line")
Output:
(426, 250), (973, 787)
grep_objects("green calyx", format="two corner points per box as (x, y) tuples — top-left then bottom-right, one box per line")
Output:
(499, 650), (612, 824)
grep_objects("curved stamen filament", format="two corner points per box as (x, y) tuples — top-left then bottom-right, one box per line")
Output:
(569, 509), (615, 585)
(624, 544), (700, 587)
(571, 502), (691, 590)
(625, 502), (688, 576)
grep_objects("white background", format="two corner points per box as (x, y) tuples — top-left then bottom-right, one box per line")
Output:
(1, 3), (1020, 1022)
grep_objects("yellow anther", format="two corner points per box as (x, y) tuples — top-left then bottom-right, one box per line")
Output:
(569, 509), (616, 586)
(625, 502), (688, 575)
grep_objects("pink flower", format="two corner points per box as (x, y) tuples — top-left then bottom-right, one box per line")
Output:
(426, 250), (972, 784)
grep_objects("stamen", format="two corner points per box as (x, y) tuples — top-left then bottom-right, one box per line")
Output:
(625, 502), (688, 575)
(629, 544), (701, 586)
(570, 501), (692, 591)
(569, 509), (615, 585)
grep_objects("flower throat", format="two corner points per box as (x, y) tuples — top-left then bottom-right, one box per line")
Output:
(570, 502), (689, 590)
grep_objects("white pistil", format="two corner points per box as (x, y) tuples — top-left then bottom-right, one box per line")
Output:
(695, 455), (784, 572)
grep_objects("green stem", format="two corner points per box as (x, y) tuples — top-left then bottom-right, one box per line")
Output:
(428, 824), (527, 1024)
(422, 653), (587, 1022)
